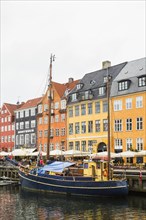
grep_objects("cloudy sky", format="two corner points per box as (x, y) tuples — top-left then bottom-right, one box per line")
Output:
(1, 1), (145, 105)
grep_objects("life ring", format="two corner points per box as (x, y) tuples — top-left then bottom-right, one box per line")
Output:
(103, 169), (107, 177)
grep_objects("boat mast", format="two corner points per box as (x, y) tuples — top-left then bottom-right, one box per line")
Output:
(47, 54), (55, 161)
(107, 67), (111, 180)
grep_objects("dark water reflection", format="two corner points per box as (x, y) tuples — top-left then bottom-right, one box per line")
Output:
(0, 185), (146, 220)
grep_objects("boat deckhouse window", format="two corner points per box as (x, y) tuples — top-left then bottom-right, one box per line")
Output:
(118, 80), (130, 91)
(138, 76), (146, 87)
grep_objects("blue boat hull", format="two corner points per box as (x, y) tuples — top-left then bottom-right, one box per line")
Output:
(19, 170), (128, 197)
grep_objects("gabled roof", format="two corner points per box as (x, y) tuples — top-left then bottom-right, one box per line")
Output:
(52, 81), (66, 97)
(3, 103), (24, 116)
(111, 57), (146, 97)
(67, 62), (127, 104)
(16, 97), (42, 111)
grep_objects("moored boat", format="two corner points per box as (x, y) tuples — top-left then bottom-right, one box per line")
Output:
(19, 160), (128, 197)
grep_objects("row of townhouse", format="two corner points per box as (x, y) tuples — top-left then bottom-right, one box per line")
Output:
(0, 78), (79, 152)
(0, 57), (145, 159)
(67, 58), (146, 158)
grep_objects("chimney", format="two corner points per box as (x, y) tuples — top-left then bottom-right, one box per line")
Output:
(68, 78), (74, 83)
(102, 61), (111, 69)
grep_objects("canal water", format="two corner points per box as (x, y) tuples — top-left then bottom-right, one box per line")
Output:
(0, 185), (146, 220)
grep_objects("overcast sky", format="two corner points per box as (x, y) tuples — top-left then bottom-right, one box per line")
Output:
(1, 1), (145, 106)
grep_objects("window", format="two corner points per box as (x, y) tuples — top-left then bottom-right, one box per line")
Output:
(103, 119), (108, 131)
(50, 129), (53, 137)
(81, 104), (86, 115)
(38, 104), (42, 113)
(44, 116), (48, 124)
(16, 123), (19, 130)
(85, 91), (89, 99)
(75, 122), (80, 134)
(8, 116), (11, 122)
(95, 120), (100, 132)
(75, 141), (80, 151)
(16, 135), (19, 145)
(25, 121), (29, 129)
(31, 133), (36, 144)
(31, 120), (35, 128)
(118, 81), (129, 91)
(50, 143), (54, 151)
(55, 115), (59, 122)
(138, 76), (146, 87)
(114, 100), (122, 111)
(20, 111), (24, 118)
(88, 121), (93, 133)
(69, 123), (73, 135)
(99, 87), (105, 95)
(76, 84), (83, 90)
(136, 96), (143, 108)
(61, 114), (65, 122)
(61, 100), (66, 109)
(16, 112), (19, 119)
(55, 129), (59, 136)
(31, 108), (35, 116)
(72, 93), (77, 101)
(25, 110), (29, 117)
(75, 105), (79, 116)
(61, 128), (65, 136)
(88, 103), (92, 114)
(39, 118), (42, 124)
(69, 142), (73, 150)
(69, 107), (73, 117)
(114, 139), (123, 150)
(88, 140), (93, 153)
(20, 135), (24, 145)
(12, 125), (15, 131)
(8, 125), (11, 131)
(55, 102), (59, 109)
(126, 118), (132, 131)
(103, 101), (108, 112)
(81, 141), (86, 152)
(5, 117), (7, 122)
(114, 119), (122, 132)
(44, 104), (48, 111)
(136, 138), (143, 151)
(81, 121), (86, 133)
(95, 102), (100, 113)
(20, 122), (24, 129)
(8, 136), (11, 142)
(126, 138), (132, 151)
(44, 130), (48, 137)
(39, 131), (42, 137)
(25, 134), (29, 145)
(126, 98), (132, 109)
(137, 117), (143, 130)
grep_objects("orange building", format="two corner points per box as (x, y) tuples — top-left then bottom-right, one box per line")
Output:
(110, 58), (146, 163)
(37, 78), (79, 152)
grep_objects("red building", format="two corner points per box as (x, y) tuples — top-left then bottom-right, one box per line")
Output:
(0, 103), (23, 152)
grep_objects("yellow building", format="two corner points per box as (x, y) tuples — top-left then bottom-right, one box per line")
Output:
(67, 61), (127, 153)
(110, 57), (146, 164)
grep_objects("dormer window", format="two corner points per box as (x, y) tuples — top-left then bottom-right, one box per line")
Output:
(138, 76), (146, 87)
(90, 80), (96, 85)
(76, 83), (83, 90)
(72, 93), (77, 102)
(118, 80), (130, 91)
(99, 87), (106, 95)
